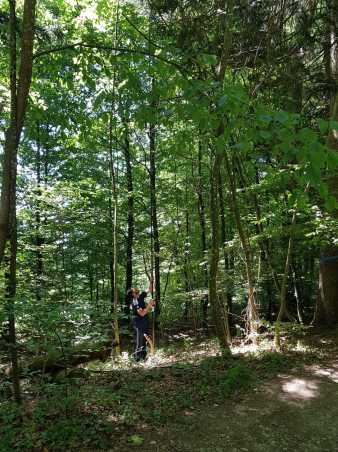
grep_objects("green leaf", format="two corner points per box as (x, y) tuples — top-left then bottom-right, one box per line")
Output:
(275, 111), (289, 124)
(325, 195), (338, 211)
(298, 127), (317, 145)
(259, 130), (272, 141)
(318, 119), (328, 134)
(329, 120), (338, 132)
(128, 435), (144, 446)
(198, 53), (218, 66)
(327, 151), (338, 169)
(218, 95), (228, 108)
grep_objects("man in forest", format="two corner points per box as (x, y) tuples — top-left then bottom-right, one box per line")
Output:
(127, 280), (155, 361)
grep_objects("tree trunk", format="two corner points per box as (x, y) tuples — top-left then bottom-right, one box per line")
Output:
(5, 226), (21, 403)
(0, 0), (36, 266)
(23, 339), (118, 375)
(235, 155), (281, 294)
(276, 196), (303, 324)
(209, 153), (229, 348)
(208, 0), (234, 351)
(223, 153), (259, 336)
(108, 111), (121, 354)
(123, 120), (134, 295)
(197, 136), (209, 326)
(149, 111), (161, 312)
(218, 167), (233, 334)
(315, 0), (338, 325)
(292, 264), (303, 324)
(6, 0), (20, 396)
(3, 0), (30, 404)
(183, 175), (193, 323)
(35, 123), (43, 303)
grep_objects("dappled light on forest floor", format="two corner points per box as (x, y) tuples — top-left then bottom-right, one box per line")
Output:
(2, 330), (338, 451)
(139, 354), (338, 451)
(260, 359), (338, 407)
(84, 339), (222, 372)
(81, 332), (324, 375)
(280, 377), (320, 402)
(305, 361), (338, 383)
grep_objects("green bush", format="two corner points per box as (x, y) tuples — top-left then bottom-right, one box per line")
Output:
(218, 363), (252, 396)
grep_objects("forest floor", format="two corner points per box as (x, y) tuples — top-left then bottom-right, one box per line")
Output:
(1, 326), (338, 451)
(140, 344), (338, 452)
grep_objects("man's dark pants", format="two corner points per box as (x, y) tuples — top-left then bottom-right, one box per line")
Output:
(133, 319), (149, 361)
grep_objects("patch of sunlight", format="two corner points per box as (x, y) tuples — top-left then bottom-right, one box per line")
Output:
(293, 340), (311, 353)
(106, 414), (118, 423)
(170, 333), (193, 340)
(139, 349), (168, 368)
(92, 339), (222, 371)
(308, 362), (338, 383)
(281, 378), (319, 401)
(74, 335), (92, 344)
(231, 339), (273, 357)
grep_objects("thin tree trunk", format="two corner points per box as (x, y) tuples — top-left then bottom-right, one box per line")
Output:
(275, 185), (309, 348)
(218, 167), (233, 335)
(109, 111), (121, 355)
(106, 0), (121, 354)
(197, 136), (209, 326)
(292, 264), (303, 324)
(149, 112), (161, 312)
(5, 225), (21, 403)
(277, 212), (297, 323)
(88, 258), (94, 304)
(95, 259), (99, 308)
(123, 120), (134, 295)
(183, 176), (193, 323)
(148, 3), (161, 321)
(235, 155), (281, 294)
(35, 123), (43, 303)
(209, 153), (229, 347)
(223, 153), (259, 335)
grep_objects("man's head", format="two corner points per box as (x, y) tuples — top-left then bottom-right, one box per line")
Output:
(131, 287), (140, 298)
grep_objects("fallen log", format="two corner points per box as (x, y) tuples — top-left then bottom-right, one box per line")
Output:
(23, 338), (118, 375)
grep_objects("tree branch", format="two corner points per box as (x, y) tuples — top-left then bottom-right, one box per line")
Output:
(33, 41), (187, 75)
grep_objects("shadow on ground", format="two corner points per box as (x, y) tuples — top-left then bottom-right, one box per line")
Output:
(138, 358), (338, 452)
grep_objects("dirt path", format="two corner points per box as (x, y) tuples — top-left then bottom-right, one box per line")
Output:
(138, 358), (338, 452)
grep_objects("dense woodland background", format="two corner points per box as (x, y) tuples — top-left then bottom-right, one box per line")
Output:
(0, 0), (338, 449)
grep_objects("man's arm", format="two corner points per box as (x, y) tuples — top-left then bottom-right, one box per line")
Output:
(137, 300), (155, 317)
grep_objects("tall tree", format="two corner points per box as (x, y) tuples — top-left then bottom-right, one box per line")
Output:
(197, 136), (208, 325)
(315, 0), (338, 325)
(0, 0), (37, 265)
(208, 0), (233, 349)
(123, 118), (134, 295)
